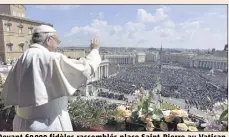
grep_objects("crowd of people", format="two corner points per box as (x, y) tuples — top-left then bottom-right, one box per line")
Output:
(194, 69), (227, 88)
(161, 66), (227, 110)
(93, 64), (159, 95)
(92, 63), (228, 111)
(97, 90), (127, 101)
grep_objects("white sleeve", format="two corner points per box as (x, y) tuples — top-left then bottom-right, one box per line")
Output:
(67, 49), (101, 78)
(51, 49), (101, 95)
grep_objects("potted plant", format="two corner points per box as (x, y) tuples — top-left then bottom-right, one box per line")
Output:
(68, 97), (117, 131)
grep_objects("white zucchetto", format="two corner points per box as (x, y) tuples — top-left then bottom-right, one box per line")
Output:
(33, 25), (56, 33)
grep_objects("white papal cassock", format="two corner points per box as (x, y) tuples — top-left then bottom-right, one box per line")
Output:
(1, 43), (101, 131)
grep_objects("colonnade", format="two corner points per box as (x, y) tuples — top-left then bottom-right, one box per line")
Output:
(108, 57), (135, 64)
(190, 60), (227, 70)
(97, 64), (109, 79)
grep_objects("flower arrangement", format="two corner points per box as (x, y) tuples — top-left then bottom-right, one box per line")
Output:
(204, 99), (228, 131)
(112, 88), (199, 131)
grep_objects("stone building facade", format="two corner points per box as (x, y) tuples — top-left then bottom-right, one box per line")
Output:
(190, 55), (227, 71)
(145, 51), (159, 62)
(103, 54), (136, 64)
(0, 5), (52, 63)
(136, 52), (146, 63)
(56, 47), (86, 59)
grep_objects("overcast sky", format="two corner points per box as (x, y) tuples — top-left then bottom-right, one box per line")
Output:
(25, 5), (227, 50)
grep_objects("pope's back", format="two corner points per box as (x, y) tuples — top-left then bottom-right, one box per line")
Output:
(2, 25), (102, 131)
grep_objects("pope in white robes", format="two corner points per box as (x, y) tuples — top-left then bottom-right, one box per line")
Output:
(1, 25), (102, 131)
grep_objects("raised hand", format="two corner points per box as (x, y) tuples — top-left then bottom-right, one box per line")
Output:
(90, 39), (100, 50)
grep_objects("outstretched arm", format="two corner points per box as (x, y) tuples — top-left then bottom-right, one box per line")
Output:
(51, 40), (102, 95)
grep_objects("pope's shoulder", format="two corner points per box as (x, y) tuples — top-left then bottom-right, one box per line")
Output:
(21, 47), (65, 64)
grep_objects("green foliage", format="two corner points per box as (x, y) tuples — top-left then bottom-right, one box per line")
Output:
(219, 109), (228, 121)
(152, 106), (163, 121)
(68, 97), (117, 128)
(134, 93), (164, 122)
(161, 101), (179, 110)
(0, 95), (15, 131)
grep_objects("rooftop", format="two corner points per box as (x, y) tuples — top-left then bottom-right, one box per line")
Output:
(0, 14), (53, 26)
(136, 52), (146, 56)
(104, 54), (135, 57)
(193, 55), (228, 61)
